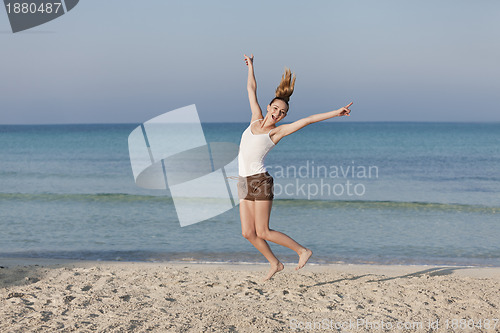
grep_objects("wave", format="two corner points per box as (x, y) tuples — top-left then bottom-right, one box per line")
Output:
(0, 192), (498, 213)
(275, 198), (500, 213)
(1, 250), (499, 267)
(0, 192), (172, 203)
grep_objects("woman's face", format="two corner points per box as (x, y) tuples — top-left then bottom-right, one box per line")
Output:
(267, 99), (288, 124)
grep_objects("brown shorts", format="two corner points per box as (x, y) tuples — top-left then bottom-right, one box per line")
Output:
(237, 172), (274, 201)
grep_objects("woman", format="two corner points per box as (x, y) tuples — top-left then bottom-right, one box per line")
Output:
(238, 54), (353, 281)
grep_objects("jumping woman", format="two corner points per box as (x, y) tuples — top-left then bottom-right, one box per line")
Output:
(238, 54), (353, 281)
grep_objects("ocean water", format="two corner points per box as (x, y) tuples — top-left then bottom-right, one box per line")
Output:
(0, 122), (499, 266)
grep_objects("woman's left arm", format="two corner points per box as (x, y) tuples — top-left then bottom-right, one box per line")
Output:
(272, 102), (353, 143)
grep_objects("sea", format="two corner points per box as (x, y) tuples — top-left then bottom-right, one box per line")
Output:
(1, 122), (499, 266)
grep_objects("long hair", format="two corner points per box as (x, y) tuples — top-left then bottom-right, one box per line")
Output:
(270, 67), (296, 106)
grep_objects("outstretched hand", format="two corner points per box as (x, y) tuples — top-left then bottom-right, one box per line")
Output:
(244, 54), (254, 67)
(338, 102), (353, 117)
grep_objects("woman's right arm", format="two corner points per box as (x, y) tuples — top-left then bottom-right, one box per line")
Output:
(244, 54), (263, 122)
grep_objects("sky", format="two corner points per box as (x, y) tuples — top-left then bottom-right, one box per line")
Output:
(1, 0), (499, 124)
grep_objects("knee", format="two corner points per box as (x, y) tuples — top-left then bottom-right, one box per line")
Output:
(242, 230), (256, 240)
(256, 229), (270, 240)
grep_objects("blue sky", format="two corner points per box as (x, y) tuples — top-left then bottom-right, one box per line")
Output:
(1, 0), (499, 124)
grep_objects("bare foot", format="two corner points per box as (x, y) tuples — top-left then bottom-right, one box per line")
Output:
(263, 261), (284, 281)
(295, 248), (313, 270)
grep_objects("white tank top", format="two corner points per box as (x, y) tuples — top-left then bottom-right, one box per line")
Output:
(238, 119), (276, 177)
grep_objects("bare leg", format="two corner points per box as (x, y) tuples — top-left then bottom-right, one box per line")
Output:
(240, 199), (284, 281)
(254, 200), (313, 270)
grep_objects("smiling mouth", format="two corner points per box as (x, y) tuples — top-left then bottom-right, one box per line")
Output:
(272, 115), (276, 121)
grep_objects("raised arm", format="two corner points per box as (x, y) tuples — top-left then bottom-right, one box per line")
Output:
(244, 54), (264, 122)
(272, 102), (353, 144)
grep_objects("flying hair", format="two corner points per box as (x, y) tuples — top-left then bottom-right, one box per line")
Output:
(274, 67), (296, 104)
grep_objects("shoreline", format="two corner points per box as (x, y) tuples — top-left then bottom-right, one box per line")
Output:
(2, 257), (500, 280)
(1, 254), (499, 268)
(2, 257), (500, 277)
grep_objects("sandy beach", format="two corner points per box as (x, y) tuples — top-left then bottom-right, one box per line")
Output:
(1, 259), (499, 332)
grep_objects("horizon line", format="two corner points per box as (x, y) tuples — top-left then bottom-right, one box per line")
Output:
(1, 120), (499, 126)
